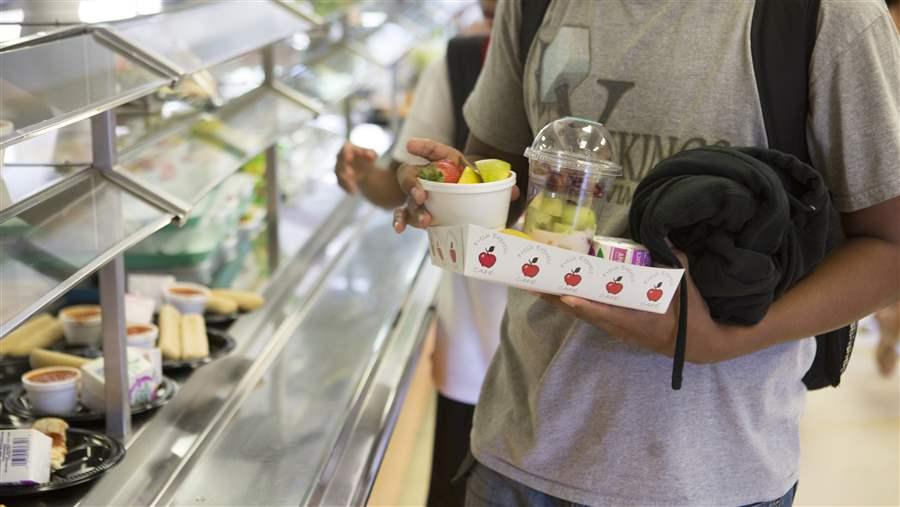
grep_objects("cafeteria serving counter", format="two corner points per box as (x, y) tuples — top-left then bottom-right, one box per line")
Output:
(13, 182), (439, 507)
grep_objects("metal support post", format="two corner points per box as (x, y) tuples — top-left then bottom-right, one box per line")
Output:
(91, 110), (131, 440)
(99, 256), (130, 439)
(265, 144), (280, 271)
(262, 45), (281, 271)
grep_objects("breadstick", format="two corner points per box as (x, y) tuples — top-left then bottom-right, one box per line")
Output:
(158, 304), (182, 360)
(180, 314), (209, 360)
(209, 289), (264, 311)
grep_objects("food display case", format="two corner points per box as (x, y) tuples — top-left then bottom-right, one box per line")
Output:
(0, 0), (472, 503)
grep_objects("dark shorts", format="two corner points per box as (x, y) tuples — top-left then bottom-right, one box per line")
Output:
(464, 461), (798, 507)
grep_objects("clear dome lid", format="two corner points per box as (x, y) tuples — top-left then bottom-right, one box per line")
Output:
(524, 117), (622, 176)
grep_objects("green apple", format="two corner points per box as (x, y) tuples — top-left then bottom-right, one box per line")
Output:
(541, 195), (565, 217)
(524, 208), (555, 233)
(475, 159), (511, 182)
(561, 204), (597, 231)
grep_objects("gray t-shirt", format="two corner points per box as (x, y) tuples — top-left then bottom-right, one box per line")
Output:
(463, 1), (900, 505)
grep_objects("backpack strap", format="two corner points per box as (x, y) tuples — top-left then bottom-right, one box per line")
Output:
(519, 0), (551, 119)
(752, 0), (855, 390)
(751, 0), (820, 164)
(446, 35), (489, 150)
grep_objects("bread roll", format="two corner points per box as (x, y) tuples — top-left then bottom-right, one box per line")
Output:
(180, 314), (209, 360)
(205, 293), (239, 315)
(158, 304), (182, 360)
(32, 417), (68, 470)
(30, 348), (91, 369)
(0, 314), (64, 356)
(209, 289), (264, 311)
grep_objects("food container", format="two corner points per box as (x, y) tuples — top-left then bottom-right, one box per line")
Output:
(21, 367), (81, 414)
(59, 305), (102, 347)
(163, 283), (210, 314)
(0, 429), (52, 485)
(419, 172), (517, 229)
(426, 224), (684, 314)
(592, 236), (652, 266)
(523, 117), (622, 253)
(80, 351), (158, 413)
(126, 323), (159, 349)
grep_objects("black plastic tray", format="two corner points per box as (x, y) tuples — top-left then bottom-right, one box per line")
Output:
(0, 427), (126, 496)
(0, 355), (31, 385)
(0, 343), (101, 385)
(162, 328), (236, 372)
(202, 311), (240, 328)
(3, 377), (178, 424)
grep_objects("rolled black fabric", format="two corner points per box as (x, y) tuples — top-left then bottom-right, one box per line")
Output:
(629, 146), (844, 387)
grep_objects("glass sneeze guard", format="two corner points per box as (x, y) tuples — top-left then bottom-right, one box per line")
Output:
(110, 0), (310, 76)
(116, 87), (314, 215)
(0, 30), (169, 147)
(0, 170), (171, 335)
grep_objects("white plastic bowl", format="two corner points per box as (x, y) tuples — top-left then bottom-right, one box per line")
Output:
(418, 172), (517, 229)
(22, 366), (81, 414)
(163, 283), (210, 315)
(126, 322), (159, 349)
(59, 305), (102, 347)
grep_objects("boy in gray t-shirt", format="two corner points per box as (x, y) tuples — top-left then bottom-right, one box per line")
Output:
(394, 1), (900, 505)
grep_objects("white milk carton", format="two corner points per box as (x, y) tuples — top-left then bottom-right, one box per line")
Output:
(0, 429), (52, 485)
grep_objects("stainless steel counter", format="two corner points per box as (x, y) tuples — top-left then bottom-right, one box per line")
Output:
(10, 171), (437, 506)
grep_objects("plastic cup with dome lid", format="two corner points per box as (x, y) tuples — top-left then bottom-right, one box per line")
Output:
(523, 117), (622, 254)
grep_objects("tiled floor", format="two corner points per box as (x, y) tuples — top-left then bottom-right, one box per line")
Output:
(372, 318), (900, 506)
(795, 318), (900, 506)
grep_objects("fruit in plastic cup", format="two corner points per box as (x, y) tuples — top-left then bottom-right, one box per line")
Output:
(22, 366), (81, 414)
(522, 118), (622, 254)
(418, 172), (517, 229)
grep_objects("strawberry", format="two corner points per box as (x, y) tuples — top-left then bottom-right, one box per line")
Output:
(420, 159), (463, 183)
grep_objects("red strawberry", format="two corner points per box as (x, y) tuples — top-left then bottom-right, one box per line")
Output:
(420, 159), (463, 183)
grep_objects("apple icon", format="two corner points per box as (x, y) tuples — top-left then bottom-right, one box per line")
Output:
(564, 267), (582, 287)
(478, 246), (497, 268)
(646, 282), (664, 302)
(606, 276), (624, 294)
(522, 257), (540, 278)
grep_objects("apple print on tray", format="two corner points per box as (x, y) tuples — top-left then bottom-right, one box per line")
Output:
(478, 246), (497, 268)
(564, 267), (582, 287)
(646, 282), (664, 302)
(521, 257), (540, 278)
(606, 276), (624, 295)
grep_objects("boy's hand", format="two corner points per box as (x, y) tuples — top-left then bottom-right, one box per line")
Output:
(335, 142), (378, 194)
(393, 137), (519, 232)
(541, 252), (748, 363)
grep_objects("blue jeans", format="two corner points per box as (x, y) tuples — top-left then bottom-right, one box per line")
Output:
(464, 462), (798, 507)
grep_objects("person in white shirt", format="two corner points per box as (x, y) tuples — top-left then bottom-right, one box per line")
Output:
(333, 3), (501, 505)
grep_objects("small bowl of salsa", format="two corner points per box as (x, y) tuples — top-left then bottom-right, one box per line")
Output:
(59, 305), (102, 347)
(22, 366), (81, 414)
(126, 322), (159, 349)
(163, 283), (210, 315)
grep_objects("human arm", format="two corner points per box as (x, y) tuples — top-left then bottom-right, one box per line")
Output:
(543, 198), (900, 363)
(392, 134), (527, 232)
(393, 0), (531, 231)
(543, 6), (900, 362)
(335, 52), (460, 210)
(334, 143), (406, 209)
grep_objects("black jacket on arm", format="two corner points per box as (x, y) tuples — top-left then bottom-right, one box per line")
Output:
(629, 146), (844, 387)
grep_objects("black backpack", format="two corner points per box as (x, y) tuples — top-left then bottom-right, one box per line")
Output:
(519, 0), (856, 390)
